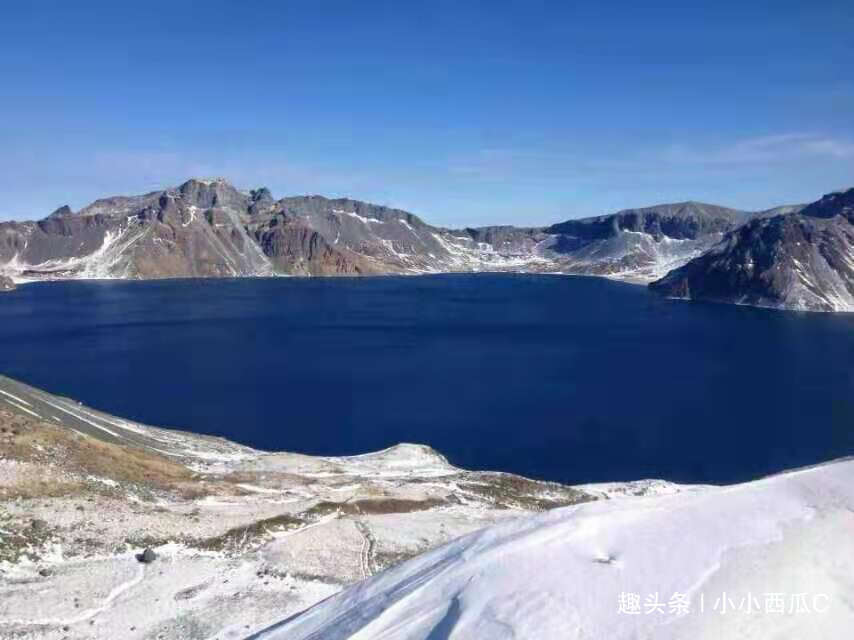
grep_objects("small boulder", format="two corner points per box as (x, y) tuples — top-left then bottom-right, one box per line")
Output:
(38, 567), (53, 577)
(30, 519), (48, 532)
(136, 548), (157, 563)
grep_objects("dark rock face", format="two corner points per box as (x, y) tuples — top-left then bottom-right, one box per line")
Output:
(252, 221), (366, 275)
(798, 189), (854, 222)
(650, 189), (854, 311)
(0, 274), (14, 291)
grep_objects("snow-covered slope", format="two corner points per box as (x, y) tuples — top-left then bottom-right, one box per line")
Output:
(255, 458), (854, 639)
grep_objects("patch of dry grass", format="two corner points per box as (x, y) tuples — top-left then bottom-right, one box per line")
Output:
(1, 476), (86, 500)
(192, 513), (305, 552)
(304, 497), (447, 518)
(0, 413), (196, 498)
(456, 471), (593, 511)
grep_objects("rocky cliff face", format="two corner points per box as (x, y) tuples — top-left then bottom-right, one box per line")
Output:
(650, 189), (854, 312)
(0, 179), (270, 280)
(0, 177), (805, 290)
(536, 201), (789, 281)
(0, 274), (14, 291)
(0, 179), (548, 281)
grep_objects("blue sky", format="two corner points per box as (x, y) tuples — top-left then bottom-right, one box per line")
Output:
(1, 1), (852, 225)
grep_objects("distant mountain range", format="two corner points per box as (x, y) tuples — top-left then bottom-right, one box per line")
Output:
(1, 177), (851, 311)
(0, 177), (763, 282)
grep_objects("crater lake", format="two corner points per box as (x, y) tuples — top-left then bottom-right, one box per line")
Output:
(2, 274), (853, 484)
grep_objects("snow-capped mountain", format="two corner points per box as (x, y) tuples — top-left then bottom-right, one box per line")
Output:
(650, 188), (854, 312)
(0, 178), (792, 286)
(253, 458), (854, 640)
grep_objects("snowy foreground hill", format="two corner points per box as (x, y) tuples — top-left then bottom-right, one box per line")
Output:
(255, 458), (854, 640)
(1, 373), (852, 639)
(0, 375), (667, 640)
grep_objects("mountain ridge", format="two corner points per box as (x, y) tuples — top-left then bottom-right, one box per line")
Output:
(0, 177), (805, 290)
(650, 188), (854, 312)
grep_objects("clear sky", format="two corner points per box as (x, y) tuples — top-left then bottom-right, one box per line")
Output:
(1, 1), (852, 225)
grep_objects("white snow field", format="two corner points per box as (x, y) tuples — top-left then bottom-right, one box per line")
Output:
(254, 458), (854, 640)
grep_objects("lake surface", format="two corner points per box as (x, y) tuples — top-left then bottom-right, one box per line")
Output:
(2, 274), (853, 484)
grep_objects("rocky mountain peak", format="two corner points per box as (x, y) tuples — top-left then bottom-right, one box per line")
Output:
(48, 205), (74, 218)
(177, 177), (233, 193)
(250, 187), (274, 204)
(180, 176), (229, 187)
(248, 187), (276, 215)
(177, 177), (246, 210)
(799, 187), (854, 221)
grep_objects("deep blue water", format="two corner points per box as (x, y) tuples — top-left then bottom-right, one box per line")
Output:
(1, 274), (853, 484)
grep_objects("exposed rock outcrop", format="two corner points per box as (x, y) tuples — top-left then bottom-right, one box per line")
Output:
(650, 189), (854, 312)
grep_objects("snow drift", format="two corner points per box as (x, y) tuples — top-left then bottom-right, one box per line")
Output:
(252, 458), (854, 639)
